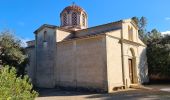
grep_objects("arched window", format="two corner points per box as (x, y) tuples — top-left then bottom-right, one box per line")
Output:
(128, 26), (133, 41)
(82, 14), (86, 26)
(43, 31), (47, 42)
(43, 31), (48, 47)
(72, 12), (77, 25)
(63, 13), (67, 26)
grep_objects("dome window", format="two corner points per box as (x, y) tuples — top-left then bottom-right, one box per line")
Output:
(72, 12), (77, 25)
(82, 14), (86, 26)
(60, 4), (88, 30)
(63, 13), (67, 26)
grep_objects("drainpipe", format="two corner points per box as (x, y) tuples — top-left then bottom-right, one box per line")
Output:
(120, 21), (126, 88)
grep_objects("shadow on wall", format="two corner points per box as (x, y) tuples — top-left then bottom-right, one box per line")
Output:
(138, 48), (149, 84)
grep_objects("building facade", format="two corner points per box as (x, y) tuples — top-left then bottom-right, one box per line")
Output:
(26, 4), (148, 93)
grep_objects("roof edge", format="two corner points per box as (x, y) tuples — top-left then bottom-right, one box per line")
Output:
(34, 24), (73, 34)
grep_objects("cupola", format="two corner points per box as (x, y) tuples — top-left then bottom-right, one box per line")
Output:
(60, 3), (88, 31)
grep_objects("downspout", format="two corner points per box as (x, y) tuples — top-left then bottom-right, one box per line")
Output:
(120, 21), (126, 88)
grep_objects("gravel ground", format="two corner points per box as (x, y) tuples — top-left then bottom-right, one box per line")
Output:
(36, 85), (170, 100)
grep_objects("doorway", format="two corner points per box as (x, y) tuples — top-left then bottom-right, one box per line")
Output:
(128, 59), (134, 84)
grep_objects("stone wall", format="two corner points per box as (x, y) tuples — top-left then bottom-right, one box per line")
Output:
(35, 28), (56, 88)
(26, 47), (35, 84)
(105, 30), (124, 92)
(56, 29), (72, 42)
(75, 22), (122, 37)
(56, 35), (107, 91)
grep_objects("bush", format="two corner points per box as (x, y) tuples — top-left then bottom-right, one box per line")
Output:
(0, 66), (38, 100)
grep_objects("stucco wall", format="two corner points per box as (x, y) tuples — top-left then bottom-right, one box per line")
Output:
(36, 28), (56, 88)
(56, 29), (72, 42)
(76, 22), (122, 37)
(26, 47), (35, 84)
(121, 20), (148, 86)
(123, 44), (139, 87)
(138, 46), (149, 83)
(106, 32), (123, 92)
(56, 36), (107, 91)
(122, 20), (139, 42)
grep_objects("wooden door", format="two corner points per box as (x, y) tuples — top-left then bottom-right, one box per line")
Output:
(128, 59), (134, 83)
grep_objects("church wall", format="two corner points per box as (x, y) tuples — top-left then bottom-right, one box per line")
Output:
(55, 41), (76, 87)
(123, 44), (148, 86)
(26, 47), (35, 84)
(138, 46), (149, 83)
(123, 44), (139, 87)
(106, 32), (123, 92)
(75, 22), (122, 38)
(56, 29), (72, 42)
(56, 35), (107, 91)
(121, 20), (148, 86)
(122, 20), (139, 42)
(35, 28), (56, 88)
(105, 29), (121, 38)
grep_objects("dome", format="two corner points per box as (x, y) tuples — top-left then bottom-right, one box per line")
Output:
(61, 4), (87, 16)
(60, 3), (88, 31)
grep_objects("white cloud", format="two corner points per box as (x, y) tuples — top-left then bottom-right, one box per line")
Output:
(165, 17), (170, 21)
(161, 31), (170, 35)
(165, 17), (170, 20)
(19, 38), (31, 47)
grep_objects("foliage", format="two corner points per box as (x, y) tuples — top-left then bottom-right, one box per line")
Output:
(147, 34), (170, 79)
(0, 66), (38, 100)
(147, 29), (162, 40)
(0, 30), (27, 75)
(132, 16), (147, 43)
(132, 16), (170, 80)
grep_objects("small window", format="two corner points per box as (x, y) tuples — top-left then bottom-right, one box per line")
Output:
(63, 13), (67, 26)
(43, 31), (47, 42)
(72, 12), (77, 25)
(43, 31), (48, 48)
(82, 14), (86, 26)
(128, 26), (133, 41)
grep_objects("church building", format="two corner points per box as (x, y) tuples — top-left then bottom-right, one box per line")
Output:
(26, 4), (148, 93)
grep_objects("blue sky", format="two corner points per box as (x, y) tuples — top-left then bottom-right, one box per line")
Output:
(0, 0), (170, 41)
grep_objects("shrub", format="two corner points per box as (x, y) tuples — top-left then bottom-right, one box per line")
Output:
(0, 66), (38, 100)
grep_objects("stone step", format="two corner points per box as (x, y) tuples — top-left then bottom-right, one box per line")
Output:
(130, 84), (152, 90)
(130, 84), (144, 89)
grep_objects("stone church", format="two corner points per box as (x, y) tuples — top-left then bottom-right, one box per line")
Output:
(26, 4), (148, 93)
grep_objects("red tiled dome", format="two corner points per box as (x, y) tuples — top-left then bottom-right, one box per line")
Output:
(61, 4), (86, 15)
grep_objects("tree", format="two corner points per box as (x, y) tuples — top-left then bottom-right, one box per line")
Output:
(148, 29), (161, 40)
(0, 30), (27, 75)
(132, 17), (170, 81)
(132, 16), (148, 43)
(147, 34), (170, 80)
(0, 66), (38, 99)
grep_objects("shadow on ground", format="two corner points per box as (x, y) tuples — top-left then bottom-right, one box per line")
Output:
(36, 88), (170, 100)
(86, 89), (170, 100)
(36, 88), (96, 97)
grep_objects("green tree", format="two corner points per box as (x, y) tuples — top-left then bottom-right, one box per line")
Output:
(148, 29), (161, 40)
(132, 16), (148, 43)
(0, 66), (38, 99)
(147, 34), (170, 80)
(0, 30), (27, 75)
